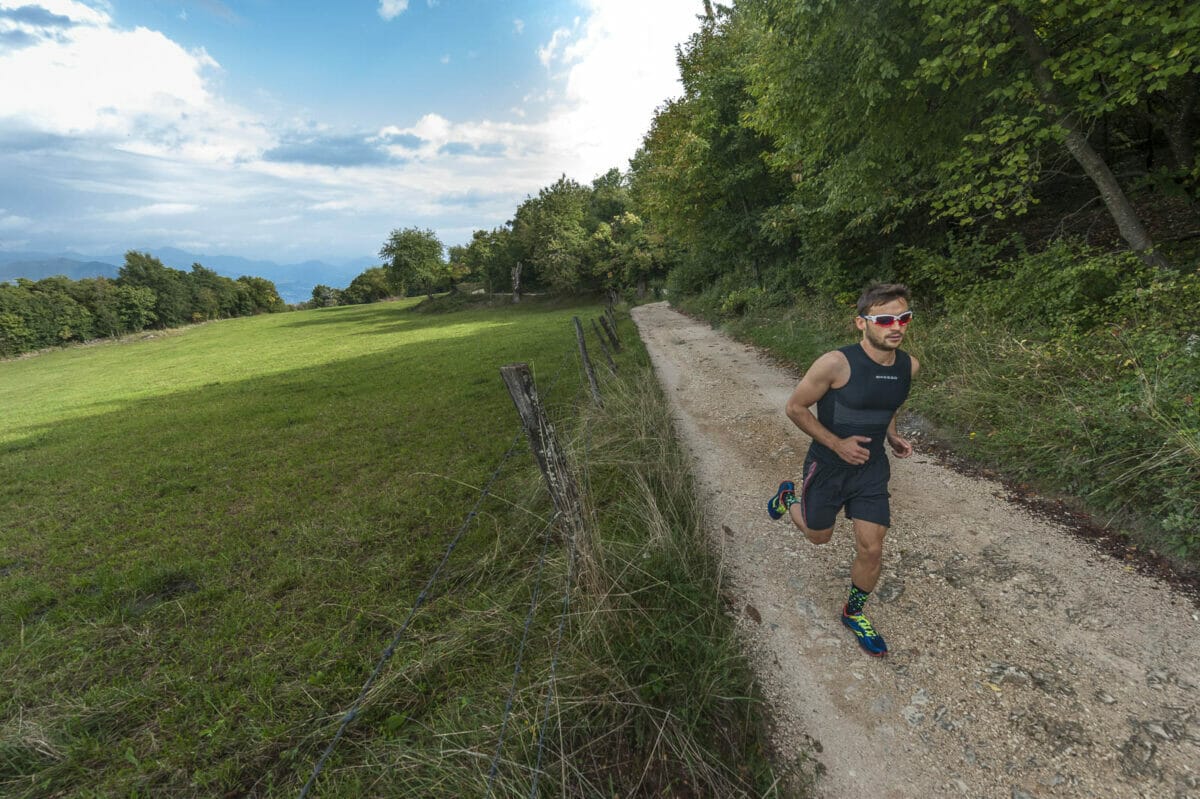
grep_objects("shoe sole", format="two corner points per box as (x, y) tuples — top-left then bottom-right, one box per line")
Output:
(767, 481), (794, 521)
(841, 615), (888, 657)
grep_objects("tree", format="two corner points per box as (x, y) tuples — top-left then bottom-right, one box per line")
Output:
(630, 8), (792, 293)
(909, 0), (1200, 267)
(114, 284), (158, 332)
(379, 227), (445, 299)
(236, 276), (286, 313)
(118, 251), (190, 327)
(310, 284), (342, 308)
(342, 267), (393, 304)
(512, 176), (592, 292)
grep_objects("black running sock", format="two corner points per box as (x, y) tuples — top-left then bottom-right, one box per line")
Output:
(846, 583), (870, 615)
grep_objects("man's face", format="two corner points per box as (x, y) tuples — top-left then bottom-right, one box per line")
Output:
(855, 298), (910, 352)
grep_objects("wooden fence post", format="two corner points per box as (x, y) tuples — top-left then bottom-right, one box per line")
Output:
(500, 364), (594, 579)
(599, 314), (622, 352)
(573, 317), (603, 406)
(590, 318), (617, 374)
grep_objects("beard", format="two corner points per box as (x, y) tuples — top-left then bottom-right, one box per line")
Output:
(866, 326), (903, 350)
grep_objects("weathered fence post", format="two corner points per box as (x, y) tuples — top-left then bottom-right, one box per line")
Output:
(573, 317), (603, 406)
(599, 314), (622, 352)
(500, 364), (594, 581)
(511, 262), (522, 304)
(590, 318), (617, 374)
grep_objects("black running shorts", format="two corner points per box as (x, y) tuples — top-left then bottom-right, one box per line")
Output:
(797, 450), (891, 530)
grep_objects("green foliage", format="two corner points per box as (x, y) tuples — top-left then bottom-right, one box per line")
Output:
(513, 175), (593, 291)
(340, 267), (393, 305)
(379, 226), (445, 297)
(629, 9), (791, 293)
(118, 251), (191, 328)
(718, 285), (766, 318)
(0, 256), (283, 359)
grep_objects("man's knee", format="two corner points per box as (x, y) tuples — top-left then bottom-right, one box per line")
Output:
(802, 525), (834, 545)
(857, 538), (883, 563)
(853, 522), (887, 563)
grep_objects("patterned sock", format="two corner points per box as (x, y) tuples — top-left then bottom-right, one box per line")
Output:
(846, 583), (870, 616)
(783, 491), (798, 508)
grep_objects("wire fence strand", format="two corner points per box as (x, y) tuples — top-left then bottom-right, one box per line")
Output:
(297, 425), (527, 799)
(528, 515), (577, 799)
(484, 511), (561, 796)
(298, 340), (583, 799)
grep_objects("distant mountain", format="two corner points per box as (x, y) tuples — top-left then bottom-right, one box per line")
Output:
(0, 249), (377, 304)
(0, 258), (119, 282)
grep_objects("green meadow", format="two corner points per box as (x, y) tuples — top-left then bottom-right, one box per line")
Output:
(0, 299), (782, 797)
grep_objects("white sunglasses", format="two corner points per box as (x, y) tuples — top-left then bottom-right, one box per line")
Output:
(860, 311), (914, 326)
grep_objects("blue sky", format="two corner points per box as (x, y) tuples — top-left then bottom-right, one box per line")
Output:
(0, 0), (703, 263)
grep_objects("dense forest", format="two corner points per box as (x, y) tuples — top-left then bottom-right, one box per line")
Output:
(616, 0), (1199, 559)
(0, 251), (286, 356)
(425, 0), (1199, 559)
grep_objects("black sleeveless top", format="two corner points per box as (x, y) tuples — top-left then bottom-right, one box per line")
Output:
(808, 343), (912, 466)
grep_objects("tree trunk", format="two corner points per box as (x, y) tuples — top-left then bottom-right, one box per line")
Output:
(636, 276), (647, 299)
(1009, 10), (1170, 269)
(1161, 74), (1198, 173)
(511, 262), (522, 304)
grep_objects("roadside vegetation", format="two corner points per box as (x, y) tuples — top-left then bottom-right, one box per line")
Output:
(0, 297), (781, 797)
(626, 0), (1199, 567)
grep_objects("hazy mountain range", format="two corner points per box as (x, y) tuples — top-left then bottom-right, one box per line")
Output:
(0, 249), (378, 304)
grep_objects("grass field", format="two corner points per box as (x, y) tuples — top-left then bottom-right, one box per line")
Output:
(0, 298), (782, 797)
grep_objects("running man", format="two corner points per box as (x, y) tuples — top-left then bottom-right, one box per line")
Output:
(767, 283), (919, 656)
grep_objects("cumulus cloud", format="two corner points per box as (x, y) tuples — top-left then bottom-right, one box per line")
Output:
(263, 133), (394, 167)
(538, 0), (699, 179)
(377, 0), (408, 21)
(0, 0), (702, 260)
(0, 0), (267, 161)
(537, 26), (573, 68)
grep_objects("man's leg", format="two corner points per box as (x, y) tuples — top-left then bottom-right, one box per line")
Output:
(842, 518), (889, 656)
(769, 459), (837, 544)
(850, 519), (887, 592)
(789, 502), (833, 544)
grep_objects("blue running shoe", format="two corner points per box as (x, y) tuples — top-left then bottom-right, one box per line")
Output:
(841, 606), (888, 657)
(767, 481), (795, 521)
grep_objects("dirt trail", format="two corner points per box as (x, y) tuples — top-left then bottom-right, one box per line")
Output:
(631, 302), (1200, 799)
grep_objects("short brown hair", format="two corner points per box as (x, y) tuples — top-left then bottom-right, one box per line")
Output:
(856, 283), (910, 316)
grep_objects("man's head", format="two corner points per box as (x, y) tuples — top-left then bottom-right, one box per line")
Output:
(854, 282), (911, 352)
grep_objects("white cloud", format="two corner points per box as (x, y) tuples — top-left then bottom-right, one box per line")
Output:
(0, 1), (268, 161)
(513, 18), (524, 35)
(537, 26), (573, 68)
(539, 0), (700, 179)
(377, 0), (408, 21)
(102, 203), (199, 222)
(0, 0), (703, 262)
(0, 212), (32, 230)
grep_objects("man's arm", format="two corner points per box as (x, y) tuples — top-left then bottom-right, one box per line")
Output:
(786, 351), (872, 466)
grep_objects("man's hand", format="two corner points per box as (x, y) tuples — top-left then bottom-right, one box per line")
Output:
(834, 435), (872, 465)
(888, 432), (914, 458)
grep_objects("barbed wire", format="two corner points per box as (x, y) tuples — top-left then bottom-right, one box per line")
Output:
(298, 336), (587, 798)
(484, 511), (561, 796)
(528, 509), (578, 799)
(297, 424), (527, 799)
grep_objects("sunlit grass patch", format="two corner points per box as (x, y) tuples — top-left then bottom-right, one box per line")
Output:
(0, 298), (781, 797)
